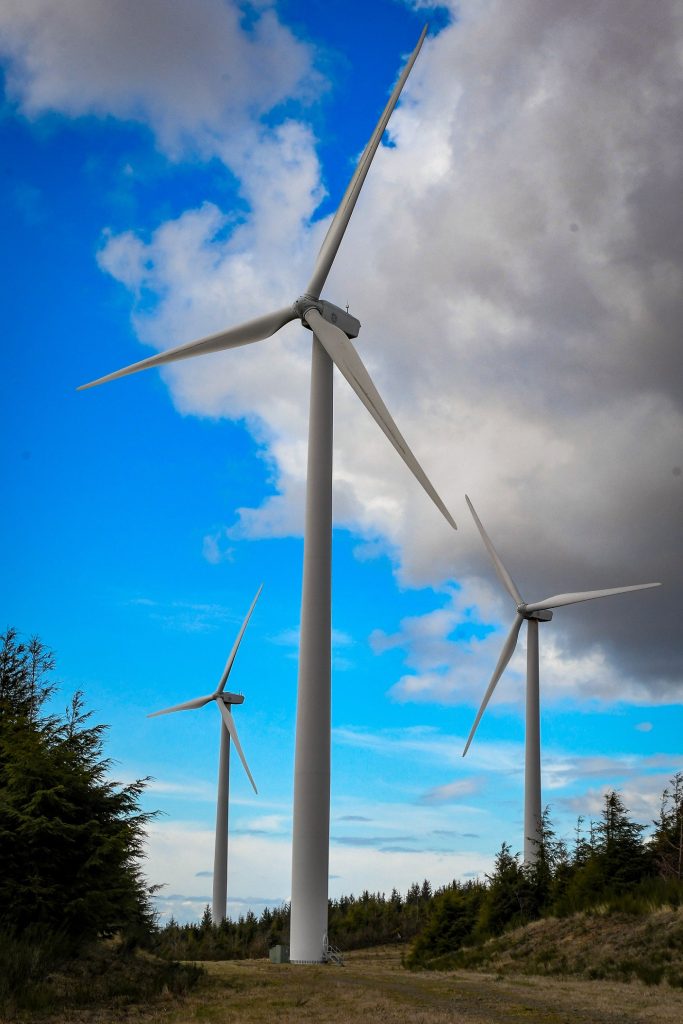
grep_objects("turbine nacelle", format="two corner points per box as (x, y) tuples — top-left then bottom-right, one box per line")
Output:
(218, 691), (244, 705)
(294, 295), (361, 340)
(518, 605), (553, 622)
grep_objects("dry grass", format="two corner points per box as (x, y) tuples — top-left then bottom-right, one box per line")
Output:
(27, 944), (678, 1024)
(436, 906), (683, 987)
(10, 936), (683, 1023)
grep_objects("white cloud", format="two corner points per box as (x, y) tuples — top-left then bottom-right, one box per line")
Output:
(145, 815), (493, 923)
(240, 813), (289, 835)
(127, 595), (235, 633)
(333, 723), (524, 777)
(98, 2), (680, 700)
(6, 0), (682, 698)
(202, 529), (235, 565)
(558, 779), (666, 826)
(328, 844), (492, 896)
(146, 778), (216, 801)
(146, 822), (292, 922)
(374, 580), (678, 708)
(0, 0), (319, 160)
(333, 724), (680, 801)
(419, 777), (482, 804)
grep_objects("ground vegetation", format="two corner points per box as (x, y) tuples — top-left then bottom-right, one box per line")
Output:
(0, 628), (201, 1017)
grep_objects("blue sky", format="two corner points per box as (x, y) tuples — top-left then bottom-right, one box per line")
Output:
(2, 0), (682, 924)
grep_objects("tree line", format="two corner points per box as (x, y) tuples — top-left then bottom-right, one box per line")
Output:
(151, 778), (683, 964)
(2, 626), (681, 980)
(408, 781), (683, 967)
(151, 878), (438, 960)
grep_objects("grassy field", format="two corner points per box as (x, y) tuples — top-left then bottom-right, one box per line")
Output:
(421, 906), (683, 986)
(16, 945), (682, 1024)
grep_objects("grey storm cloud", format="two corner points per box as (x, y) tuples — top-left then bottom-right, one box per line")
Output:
(2, 0), (681, 701)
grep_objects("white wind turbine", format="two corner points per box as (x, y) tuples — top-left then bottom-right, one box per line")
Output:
(148, 585), (262, 923)
(462, 496), (660, 864)
(79, 28), (456, 961)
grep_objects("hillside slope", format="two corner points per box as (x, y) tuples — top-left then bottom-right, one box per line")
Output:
(425, 907), (683, 987)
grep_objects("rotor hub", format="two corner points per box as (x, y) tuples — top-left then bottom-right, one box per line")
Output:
(293, 295), (361, 340)
(293, 294), (321, 320)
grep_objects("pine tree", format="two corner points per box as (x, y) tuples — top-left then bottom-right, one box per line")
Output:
(572, 815), (592, 868)
(595, 790), (647, 891)
(407, 881), (485, 967)
(524, 806), (568, 914)
(651, 773), (683, 881)
(476, 842), (527, 938)
(0, 628), (157, 943)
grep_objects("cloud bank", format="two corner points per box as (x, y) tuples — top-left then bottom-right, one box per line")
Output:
(3, 0), (681, 701)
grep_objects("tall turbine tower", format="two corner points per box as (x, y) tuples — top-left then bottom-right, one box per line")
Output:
(149, 586), (261, 923)
(79, 29), (456, 961)
(462, 496), (660, 864)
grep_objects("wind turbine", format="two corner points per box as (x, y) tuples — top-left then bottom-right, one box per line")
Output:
(79, 28), (455, 961)
(462, 495), (660, 864)
(148, 585), (261, 924)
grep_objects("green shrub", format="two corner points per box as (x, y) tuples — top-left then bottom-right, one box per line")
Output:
(0, 930), (204, 1016)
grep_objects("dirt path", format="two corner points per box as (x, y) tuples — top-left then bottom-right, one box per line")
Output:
(151, 947), (683, 1024)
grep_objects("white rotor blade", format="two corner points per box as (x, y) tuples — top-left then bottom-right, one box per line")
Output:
(463, 613), (524, 757)
(465, 495), (523, 606)
(305, 307), (456, 530)
(217, 584), (263, 693)
(78, 306), (296, 390)
(305, 26), (427, 299)
(147, 693), (214, 718)
(525, 581), (661, 613)
(217, 700), (257, 794)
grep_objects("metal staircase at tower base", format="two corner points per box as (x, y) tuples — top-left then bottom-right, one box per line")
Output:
(322, 935), (344, 966)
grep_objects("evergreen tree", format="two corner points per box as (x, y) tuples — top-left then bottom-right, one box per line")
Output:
(595, 790), (647, 890)
(0, 627), (56, 722)
(420, 879), (433, 901)
(571, 815), (592, 868)
(524, 806), (570, 914)
(0, 628), (156, 942)
(407, 881), (485, 967)
(476, 842), (527, 938)
(651, 773), (683, 881)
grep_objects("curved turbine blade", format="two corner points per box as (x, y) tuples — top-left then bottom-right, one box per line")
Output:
(465, 495), (523, 606)
(305, 26), (428, 299)
(217, 584), (264, 693)
(78, 306), (296, 390)
(463, 613), (524, 757)
(525, 581), (661, 613)
(217, 700), (258, 794)
(148, 693), (214, 717)
(305, 307), (456, 530)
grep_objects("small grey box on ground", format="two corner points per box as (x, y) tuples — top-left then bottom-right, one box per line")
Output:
(269, 944), (290, 964)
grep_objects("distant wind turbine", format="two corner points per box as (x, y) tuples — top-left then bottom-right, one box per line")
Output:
(79, 27), (455, 961)
(462, 496), (660, 864)
(148, 585), (261, 923)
